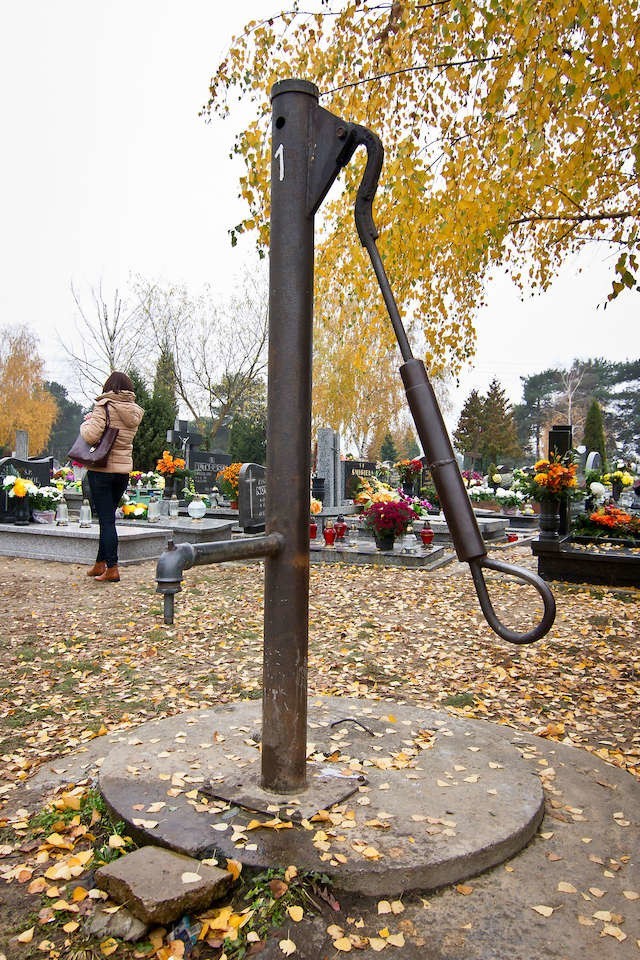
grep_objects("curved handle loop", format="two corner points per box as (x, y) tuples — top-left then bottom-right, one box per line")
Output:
(468, 556), (556, 645)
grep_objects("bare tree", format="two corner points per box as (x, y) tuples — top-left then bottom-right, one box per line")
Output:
(60, 281), (145, 399)
(133, 270), (268, 447)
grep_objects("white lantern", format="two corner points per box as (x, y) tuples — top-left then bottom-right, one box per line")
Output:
(187, 496), (207, 520)
(169, 495), (180, 519)
(79, 499), (92, 528)
(56, 500), (69, 525)
(147, 495), (161, 523)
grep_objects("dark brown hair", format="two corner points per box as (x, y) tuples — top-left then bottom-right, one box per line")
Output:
(102, 371), (135, 393)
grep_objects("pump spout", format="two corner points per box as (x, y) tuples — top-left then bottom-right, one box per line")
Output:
(155, 534), (284, 625)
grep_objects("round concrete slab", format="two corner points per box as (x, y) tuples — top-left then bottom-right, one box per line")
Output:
(99, 697), (544, 896)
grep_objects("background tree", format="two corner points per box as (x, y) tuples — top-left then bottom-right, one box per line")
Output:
(513, 369), (562, 458)
(583, 398), (607, 469)
(515, 357), (639, 458)
(379, 432), (398, 463)
(61, 281), (143, 399)
(453, 388), (485, 469)
(605, 359), (640, 457)
(205, 0), (639, 383)
(45, 381), (85, 463)
(126, 368), (154, 472)
(0, 327), (57, 457)
(311, 284), (406, 456)
(134, 274), (268, 449)
(480, 379), (522, 466)
(228, 385), (267, 464)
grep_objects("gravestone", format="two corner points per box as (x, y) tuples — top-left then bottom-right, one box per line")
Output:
(15, 430), (29, 460)
(191, 451), (232, 496)
(585, 451), (602, 474)
(343, 459), (377, 501)
(166, 419), (203, 469)
(0, 456), (53, 522)
(548, 424), (572, 457)
(238, 463), (266, 533)
(316, 428), (341, 508)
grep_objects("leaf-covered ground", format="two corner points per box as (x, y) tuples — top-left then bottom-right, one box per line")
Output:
(0, 548), (637, 799)
(0, 549), (638, 957)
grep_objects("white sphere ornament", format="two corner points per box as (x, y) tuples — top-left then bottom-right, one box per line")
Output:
(187, 496), (206, 520)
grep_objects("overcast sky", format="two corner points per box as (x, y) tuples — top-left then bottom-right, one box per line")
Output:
(1, 1), (637, 430)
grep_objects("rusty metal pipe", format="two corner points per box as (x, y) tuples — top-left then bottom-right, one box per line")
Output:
(262, 79), (318, 793)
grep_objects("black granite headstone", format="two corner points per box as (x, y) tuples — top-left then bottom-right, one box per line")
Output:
(238, 463), (266, 532)
(0, 456), (53, 522)
(191, 451), (232, 495)
(343, 460), (377, 500)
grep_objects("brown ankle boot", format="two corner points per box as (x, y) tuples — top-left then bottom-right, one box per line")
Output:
(87, 562), (107, 577)
(95, 565), (120, 583)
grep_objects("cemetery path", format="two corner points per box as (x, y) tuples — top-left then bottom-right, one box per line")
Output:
(0, 550), (638, 958)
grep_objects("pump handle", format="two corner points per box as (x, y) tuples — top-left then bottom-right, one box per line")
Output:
(348, 122), (557, 645)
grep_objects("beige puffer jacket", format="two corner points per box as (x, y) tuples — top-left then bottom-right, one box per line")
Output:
(79, 390), (144, 474)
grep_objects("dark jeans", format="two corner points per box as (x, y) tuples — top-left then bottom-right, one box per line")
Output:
(87, 471), (129, 567)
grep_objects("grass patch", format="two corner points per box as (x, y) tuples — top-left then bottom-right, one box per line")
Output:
(442, 692), (476, 708)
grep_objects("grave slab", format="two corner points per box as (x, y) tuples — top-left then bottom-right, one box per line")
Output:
(310, 540), (451, 569)
(0, 521), (168, 564)
(0, 518), (235, 564)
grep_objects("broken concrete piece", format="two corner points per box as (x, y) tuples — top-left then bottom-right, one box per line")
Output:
(84, 902), (150, 942)
(94, 846), (234, 925)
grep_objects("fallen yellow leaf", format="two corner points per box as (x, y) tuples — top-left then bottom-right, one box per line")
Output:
(279, 938), (297, 956)
(17, 927), (34, 943)
(287, 905), (304, 922)
(387, 933), (405, 947)
(531, 905), (554, 917)
(333, 937), (353, 952)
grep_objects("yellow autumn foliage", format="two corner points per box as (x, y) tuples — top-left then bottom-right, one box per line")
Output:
(205, 0), (639, 380)
(0, 327), (57, 454)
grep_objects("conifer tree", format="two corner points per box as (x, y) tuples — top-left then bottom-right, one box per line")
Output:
(453, 389), (485, 469)
(480, 379), (521, 467)
(583, 398), (607, 469)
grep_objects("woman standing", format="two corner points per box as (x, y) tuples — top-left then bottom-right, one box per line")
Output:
(80, 372), (144, 583)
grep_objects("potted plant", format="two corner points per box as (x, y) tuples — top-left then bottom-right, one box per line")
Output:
(156, 451), (192, 498)
(181, 478), (210, 505)
(31, 485), (65, 523)
(394, 457), (423, 495)
(2, 474), (38, 524)
(524, 451), (578, 540)
(216, 462), (243, 508)
(361, 499), (417, 551)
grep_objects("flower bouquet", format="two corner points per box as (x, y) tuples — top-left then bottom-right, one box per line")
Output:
(3, 475), (37, 499)
(121, 502), (148, 519)
(573, 505), (640, 542)
(156, 451), (190, 478)
(395, 457), (423, 486)
(216, 463), (243, 502)
(2, 474), (38, 523)
(156, 451), (193, 497)
(353, 476), (398, 510)
(524, 452), (578, 502)
(361, 499), (417, 550)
